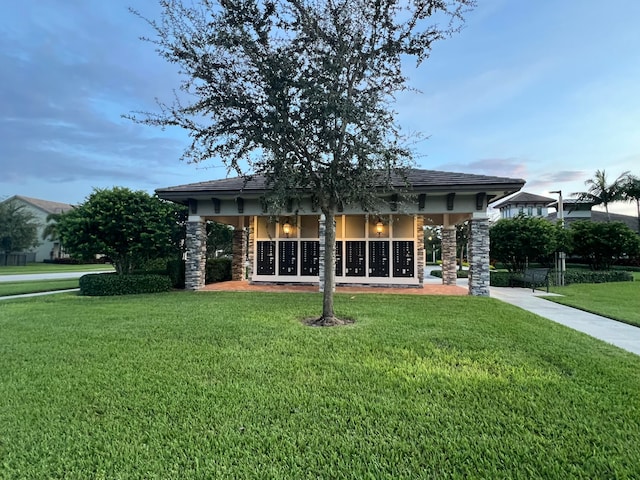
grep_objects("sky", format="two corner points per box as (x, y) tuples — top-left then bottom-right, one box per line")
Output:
(1, 0), (639, 216)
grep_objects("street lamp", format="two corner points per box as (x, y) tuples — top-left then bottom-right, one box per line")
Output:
(550, 190), (565, 286)
(428, 236), (436, 264)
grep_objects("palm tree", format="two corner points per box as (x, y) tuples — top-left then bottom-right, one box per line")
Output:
(572, 170), (629, 221)
(621, 175), (640, 233)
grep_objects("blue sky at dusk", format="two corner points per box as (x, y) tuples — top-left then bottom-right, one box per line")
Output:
(1, 0), (638, 215)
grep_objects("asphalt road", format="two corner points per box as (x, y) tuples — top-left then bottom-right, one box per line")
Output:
(0, 271), (110, 283)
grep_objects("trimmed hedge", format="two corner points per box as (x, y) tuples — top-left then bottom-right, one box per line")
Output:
(206, 258), (232, 284)
(489, 269), (634, 287)
(429, 270), (469, 279)
(490, 271), (512, 287)
(79, 273), (172, 296)
(563, 270), (633, 285)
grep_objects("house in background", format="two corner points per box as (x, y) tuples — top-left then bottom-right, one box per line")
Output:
(547, 198), (639, 232)
(490, 192), (555, 219)
(157, 168), (525, 296)
(491, 192), (639, 233)
(2, 195), (74, 262)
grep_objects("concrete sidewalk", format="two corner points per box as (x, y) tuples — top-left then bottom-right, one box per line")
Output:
(0, 288), (80, 301)
(490, 285), (640, 356)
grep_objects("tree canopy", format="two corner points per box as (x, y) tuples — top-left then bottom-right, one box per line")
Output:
(131, 0), (474, 324)
(568, 221), (640, 270)
(621, 174), (640, 233)
(55, 188), (187, 274)
(489, 215), (559, 273)
(573, 170), (629, 221)
(0, 199), (41, 261)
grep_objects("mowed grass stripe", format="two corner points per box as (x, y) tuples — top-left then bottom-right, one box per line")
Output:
(1, 292), (639, 479)
(546, 280), (640, 327)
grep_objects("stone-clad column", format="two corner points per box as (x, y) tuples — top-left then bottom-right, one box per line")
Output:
(247, 223), (254, 282)
(416, 215), (425, 285)
(185, 219), (206, 290)
(441, 225), (457, 286)
(468, 216), (490, 296)
(231, 227), (247, 281)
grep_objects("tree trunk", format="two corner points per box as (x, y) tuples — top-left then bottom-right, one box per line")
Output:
(322, 209), (336, 322)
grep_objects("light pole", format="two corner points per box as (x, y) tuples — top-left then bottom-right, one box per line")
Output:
(428, 236), (436, 263)
(550, 190), (565, 286)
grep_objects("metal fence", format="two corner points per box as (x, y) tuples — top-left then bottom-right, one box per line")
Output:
(1, 252), (36, 266)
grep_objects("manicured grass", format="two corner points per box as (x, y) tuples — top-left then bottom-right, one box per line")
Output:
(545, 280), (640, 327)
(1, 292), (640, 478)
(0, 278), (79, 296)
(0, 263), (113, 275)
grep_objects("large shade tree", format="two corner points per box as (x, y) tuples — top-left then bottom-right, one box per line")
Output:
(55, 188), (187, 274)
(489, 215), (560, 273)
(573, 170), (629, 221)
(130, 0), (473, 325)
(568, 221), (640, 270)
(0, 199), (40, 264)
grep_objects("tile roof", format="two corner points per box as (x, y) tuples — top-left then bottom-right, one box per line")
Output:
(7, 195), (74, 214)
(547, 211), (639, 233)
(490, 191), (555, 208)
(157, 168), (525, 195)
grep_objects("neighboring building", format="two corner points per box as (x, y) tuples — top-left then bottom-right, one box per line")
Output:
(490, 192), (555, 219)
(547, 198), (639, 232)
(157, 168), (525, 296)
(1, 195), (74, 262)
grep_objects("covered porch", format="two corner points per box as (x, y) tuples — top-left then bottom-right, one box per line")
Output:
(157, 169), (525, 296)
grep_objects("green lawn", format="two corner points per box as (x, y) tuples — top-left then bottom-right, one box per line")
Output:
(1, 292), (640, 478)
(0, 278), (80, 296)
(0, 263), (113, 275)
(545, 280), (640, 327)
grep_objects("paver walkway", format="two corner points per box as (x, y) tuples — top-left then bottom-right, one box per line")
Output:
(201, 280), (467, 295)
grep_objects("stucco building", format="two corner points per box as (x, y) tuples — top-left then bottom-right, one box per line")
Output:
(1, 195), (73, 262)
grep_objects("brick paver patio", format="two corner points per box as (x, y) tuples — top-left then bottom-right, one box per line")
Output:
(200, 281), (467, 295)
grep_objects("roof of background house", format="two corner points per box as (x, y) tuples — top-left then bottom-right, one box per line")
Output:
(547, 198), (596, 208)
(157, 168), (526, 196)
(490, 191), (555, 208)
(5, 195), (74, 214)
(547, 210), (639, 233)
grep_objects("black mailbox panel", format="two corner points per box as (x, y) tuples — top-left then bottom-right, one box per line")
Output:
(369, 240), (389, 277)
(393, 241), (414, 278)
(256, 241), (276, 275)
(335, 241), (343, 276)
(301, 241), (319, 276)
(279, 240), (298, 276)
(345, 241), (366, 277)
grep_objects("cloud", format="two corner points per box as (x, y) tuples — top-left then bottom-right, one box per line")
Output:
(436, 157), (528, 180)
(524, 171), (587, 190)
(0, 1), (190, 191)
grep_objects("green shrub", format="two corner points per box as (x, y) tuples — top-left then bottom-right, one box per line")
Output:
(562, 270), (633, 285)
(429, 270), (468, 279)
(79, 273), (172, 296)
(489, 269), (634, 287)
(490, 271), (511, 287)
(206, 258), (232, 284)
(166, 259), (186, 289)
